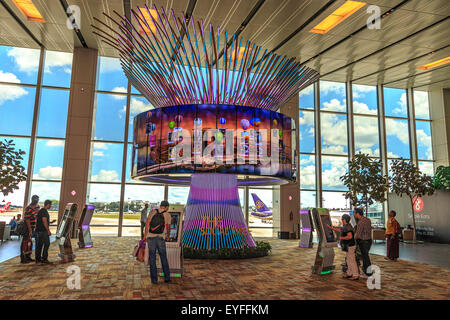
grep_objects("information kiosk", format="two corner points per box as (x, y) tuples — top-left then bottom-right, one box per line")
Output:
(56, 203), (78, 263)
(299, 209), (314, 248)
(311, 208), (338, 275)
(156, 206), (185, 278)
(78, 204), (95, 248)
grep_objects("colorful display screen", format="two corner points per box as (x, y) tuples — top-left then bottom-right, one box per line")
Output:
(132, 104), (294, 181)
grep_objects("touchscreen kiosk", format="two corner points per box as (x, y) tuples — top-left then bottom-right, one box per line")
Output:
(78, 204), (95, 248)
(299, 209), (314, 248)
(311, 208), (338, 275)
(56, 203), (78, 263)
(156, 206), (185, 277)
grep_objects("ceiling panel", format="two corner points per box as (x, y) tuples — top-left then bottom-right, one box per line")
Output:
(0, 0), (447, 89)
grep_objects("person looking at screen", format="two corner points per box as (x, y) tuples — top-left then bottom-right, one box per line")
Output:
(144, 200), (171, 284)
(354, 208), (373, 278)
(327, 214), (359, 280)
(21, 195), (40, 263)
(35, 200), (53, 264)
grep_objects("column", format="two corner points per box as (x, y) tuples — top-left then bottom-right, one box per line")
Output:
(58, 48), (98, 222)
(429, 88), (450, 167)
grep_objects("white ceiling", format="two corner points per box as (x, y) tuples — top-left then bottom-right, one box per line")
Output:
(0, 0), (449, 89)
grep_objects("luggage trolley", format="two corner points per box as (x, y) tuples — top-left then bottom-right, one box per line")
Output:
(156, 207), (185, 278)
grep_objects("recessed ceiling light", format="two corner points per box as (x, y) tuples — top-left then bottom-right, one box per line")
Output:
(138, 8), (158, 35)
(310, 1), (366, 34)
(417, 56), (450, 70)
(11, 0), (45, 23)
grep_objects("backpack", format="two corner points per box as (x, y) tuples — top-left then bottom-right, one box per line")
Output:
(16, 221), (29, 236)
(149, 209), (165, 234)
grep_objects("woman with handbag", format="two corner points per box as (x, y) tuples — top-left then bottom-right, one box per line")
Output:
(385, 210), (401, 261)
(327, 214), (359, 280)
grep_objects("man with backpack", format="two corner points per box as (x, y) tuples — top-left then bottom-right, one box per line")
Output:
(20, 195), (40, 263)
(143, 200), (171, 284)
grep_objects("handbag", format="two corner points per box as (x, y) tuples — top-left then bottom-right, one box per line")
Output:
(133, 240), (146, 262)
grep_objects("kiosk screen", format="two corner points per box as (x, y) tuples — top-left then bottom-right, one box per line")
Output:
(168, 212), (180, 242)
(300, 210), (312, 229)
(320, 215), (336, 243)
(56, 208), (70, 238)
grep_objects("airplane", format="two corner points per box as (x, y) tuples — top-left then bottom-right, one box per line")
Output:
(250, 194), (272, 220)
(0, 202), (11, 213)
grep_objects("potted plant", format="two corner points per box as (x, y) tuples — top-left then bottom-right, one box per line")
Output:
(389, 159), (435, 243)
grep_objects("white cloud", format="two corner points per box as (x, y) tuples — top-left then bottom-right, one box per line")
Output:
(33, 166), (62, 180)
(354, 116), (379, 152)
(300, 164), (315, 187)
(322, 145), (346, 154)
(30, 182), (61, 201)
(43, 51), (73, 73)
(352, 84), (375, 99)
(93, 151), (104, 157)
(320, 81), (345, 95)
(0, 71), (28, 106)
(7, 47), (40, 73)
(299, 84), (314, 97)
(130, 97), (152, 115)
(99, 57), (122, 72)
(93, 142), (108, 150)
(320, 113), (348, 153)
(385, 118), (409, 144)
(91, 169), (120, 182)
(416, 129), (433, 160)
(322, 98), (346, 112)
(111, 87), (127, 100)
(321, 157), (348, 188)
(299, 111), (314, 126)
(46, 140), (65, 147)
(392, 92), (407, 115)
(353, 101), (377, 115)
(414, 91), (430, 119)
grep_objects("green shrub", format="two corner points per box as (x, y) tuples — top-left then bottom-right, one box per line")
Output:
(183, 241), (272, 259)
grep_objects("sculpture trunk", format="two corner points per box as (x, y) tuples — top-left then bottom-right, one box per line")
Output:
(182, 173), (256, 249)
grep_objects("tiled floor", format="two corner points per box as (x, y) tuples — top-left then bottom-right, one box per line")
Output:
(0, 237), (448, 300)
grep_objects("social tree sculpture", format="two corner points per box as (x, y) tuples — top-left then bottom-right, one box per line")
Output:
(93, 5), (319, 250)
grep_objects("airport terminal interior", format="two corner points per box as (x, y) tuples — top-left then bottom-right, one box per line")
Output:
(0, 0), (449, 300)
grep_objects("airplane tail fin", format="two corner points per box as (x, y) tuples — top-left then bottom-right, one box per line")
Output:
(1, 202), (11, 212)
(251, 193), (270, 212)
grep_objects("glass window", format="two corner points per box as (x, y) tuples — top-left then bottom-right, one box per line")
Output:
(320, 81), (346, 112)
(384, 87), (407, 118)
(413, 91), (430, 120)
(37, 89), (70, 138)
(168, 186), (189, 205)
(30, 181), (61, 210)
(90, 142), (123, 182)
(128, 96), (153, 142)
(300, 154), (316, 190)
(131, 85), (141, 95)
(0, 85), (36, 136)
(385, 118), (410, 159)
(300, 190), (316, 209)
(321, 156), (348, 191)
(419, 161), (434, 176)
(354, 115), (380, 157)
(97, 56), (128, 92)
(0, 45), (40, 84)
(86, 183), (121, 235)
(238, 188), (245, 211)
(322, 191), (350, 210)
(321, 113), (348, 155)
(249, 188), (273, 230)
(299, 84), (314, 109)
(352, 84), (377, 115)
(416, 121), (433, 160)
(94, 93), (127, 141)
(42, 51), (73, 88)
(0, 136), (30, 172)
(299, 110), (315, 153)
(33, 139), (65, 180)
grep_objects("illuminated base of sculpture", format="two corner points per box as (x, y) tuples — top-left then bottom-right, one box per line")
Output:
(182, 173), (256, 250)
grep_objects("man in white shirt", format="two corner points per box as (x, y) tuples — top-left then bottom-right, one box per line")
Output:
(140, 203), (149, 240)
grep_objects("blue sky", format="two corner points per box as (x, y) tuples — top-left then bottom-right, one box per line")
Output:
(0, 47), (434, 208)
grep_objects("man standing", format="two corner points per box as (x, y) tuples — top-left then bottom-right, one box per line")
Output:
(144, 200), (171, 284)
(35, 200), (52, 264)
(140, 203), (149, 240)
(21, 195), (40, 263)
(354, 208), (373, 277)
